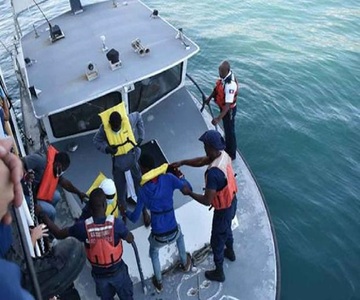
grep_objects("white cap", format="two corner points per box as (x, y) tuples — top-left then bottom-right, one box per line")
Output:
(99, 178), (116, 196)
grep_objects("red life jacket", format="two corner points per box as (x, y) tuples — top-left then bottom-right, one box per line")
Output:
(36, 145), (59, 202)
(85, 215), (123, 267)
(205, 151), (238, 210)
(214, 72), (238, 110)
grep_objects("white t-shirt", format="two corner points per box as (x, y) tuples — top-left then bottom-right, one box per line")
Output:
(223, 71), (238, 105)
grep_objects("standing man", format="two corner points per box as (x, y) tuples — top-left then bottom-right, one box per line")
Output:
(93, 103), (150, 226)
(37, 188), (134, 300)
(205, 61), (238, 160)
(22, 145), (87, 221)
(124, 154), (192, 293)
(171, 130), (238, 282)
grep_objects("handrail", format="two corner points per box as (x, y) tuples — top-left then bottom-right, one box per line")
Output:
(185, 73), (218, 131)
(0, 74), (43, 299)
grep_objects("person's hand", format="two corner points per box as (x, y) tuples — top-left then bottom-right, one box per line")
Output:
(170, 161), (182, 169)
(211, 117), (220, 126)
(125, 231), (134, 244)
(78, 192), (89, 203)
(0, 137), (24, 224)
(105, 145), (118, 155)
(181, 185), (192, 196)
(119, 204), (126, 217)
(136, 138), (143, 146)
(30, 224), (49, 241)
(167, 165), (184, 178)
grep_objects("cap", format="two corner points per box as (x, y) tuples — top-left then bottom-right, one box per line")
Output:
(199, 130), (225, 150)
(99, 178), (116, 196)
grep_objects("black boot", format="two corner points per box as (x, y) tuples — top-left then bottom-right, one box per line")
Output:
(224, 247), (236, 261)
(205, 265), (225, 282)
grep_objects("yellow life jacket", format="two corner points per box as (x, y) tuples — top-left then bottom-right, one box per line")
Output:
(140, 163), (168, 186)
(99, 102), (137, 156)
(86, 172), (119, 217)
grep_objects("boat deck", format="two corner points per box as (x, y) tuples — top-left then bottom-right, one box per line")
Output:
(53, 87), (278, 299)
(20, 0), (198, 117)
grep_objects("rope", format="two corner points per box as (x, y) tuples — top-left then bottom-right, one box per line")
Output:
(26, 180), (46, 255)
(191, 243), (212, 266)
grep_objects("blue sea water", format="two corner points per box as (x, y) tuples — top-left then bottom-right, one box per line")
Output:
(0, 0), (359, 299)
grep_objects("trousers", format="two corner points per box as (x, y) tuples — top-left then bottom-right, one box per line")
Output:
(211, 197), (237, 267)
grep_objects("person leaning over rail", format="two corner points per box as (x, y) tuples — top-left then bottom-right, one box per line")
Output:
(37, 188), (135, 300)
(93, 103), (150, 226)
(204, 61), (238, 160)
(123, 153), (192, 293)
(171, 130), (238, 282)
(21, 144), (87, 221)
(0, 136), (35, 299)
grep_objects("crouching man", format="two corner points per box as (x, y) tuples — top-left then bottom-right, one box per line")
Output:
(37, 188), (134, 300)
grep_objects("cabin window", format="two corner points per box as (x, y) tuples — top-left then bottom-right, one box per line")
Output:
(49, 92), (122, 138)
(128, 63), (183, 112)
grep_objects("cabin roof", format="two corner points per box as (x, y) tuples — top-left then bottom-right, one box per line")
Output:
(20, 0), (199, 117)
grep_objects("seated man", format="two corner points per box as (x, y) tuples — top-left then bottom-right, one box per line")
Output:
(124, 153), (192, 293)
(38, 188), (134, 300)
(22, 145), (87, 221)
(1, 136), (84, 299)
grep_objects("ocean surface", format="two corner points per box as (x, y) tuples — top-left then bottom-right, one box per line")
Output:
(0, 0), (359, 299)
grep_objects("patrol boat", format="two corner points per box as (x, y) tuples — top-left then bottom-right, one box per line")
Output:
(6, 0), (280, 298)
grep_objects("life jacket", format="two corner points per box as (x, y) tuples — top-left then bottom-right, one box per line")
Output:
(86, 172), (119, 217)
(36, 145), (59, 202)
(140, 163), (168, 186)
(205, 151), (237, 210)
(99, 102), (137, 156)
(140, 163), (176, 218)
(85, 215), (123, 267)
(214, 72), (238, 110)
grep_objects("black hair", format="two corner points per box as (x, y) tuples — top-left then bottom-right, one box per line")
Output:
(89, 188), (106, 211)
(55, 152), (70, 170)
(139, 153), (155, 170)
(109, 111), (122, 130)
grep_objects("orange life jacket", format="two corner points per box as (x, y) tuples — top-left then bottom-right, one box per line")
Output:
(36, 145), (59, 202)
(214, 72), (238, 110)
(85, 215), (123, 267)
(205, 151), (238, 210)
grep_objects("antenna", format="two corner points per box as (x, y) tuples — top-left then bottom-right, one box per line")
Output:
(32, 0), (65, 42)
(32, 0), (51, 28)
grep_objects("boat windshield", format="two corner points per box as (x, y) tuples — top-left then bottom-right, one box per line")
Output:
(128, 63), (183, 113)
(49, 92), (122, 138)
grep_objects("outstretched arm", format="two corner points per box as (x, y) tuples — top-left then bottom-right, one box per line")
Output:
(182, 187), (216, 207)
(37, 207), (70, 239)
(59, 177), (87, 202)
(125, 198), (144, 223)
(171, 156), (211, 168)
